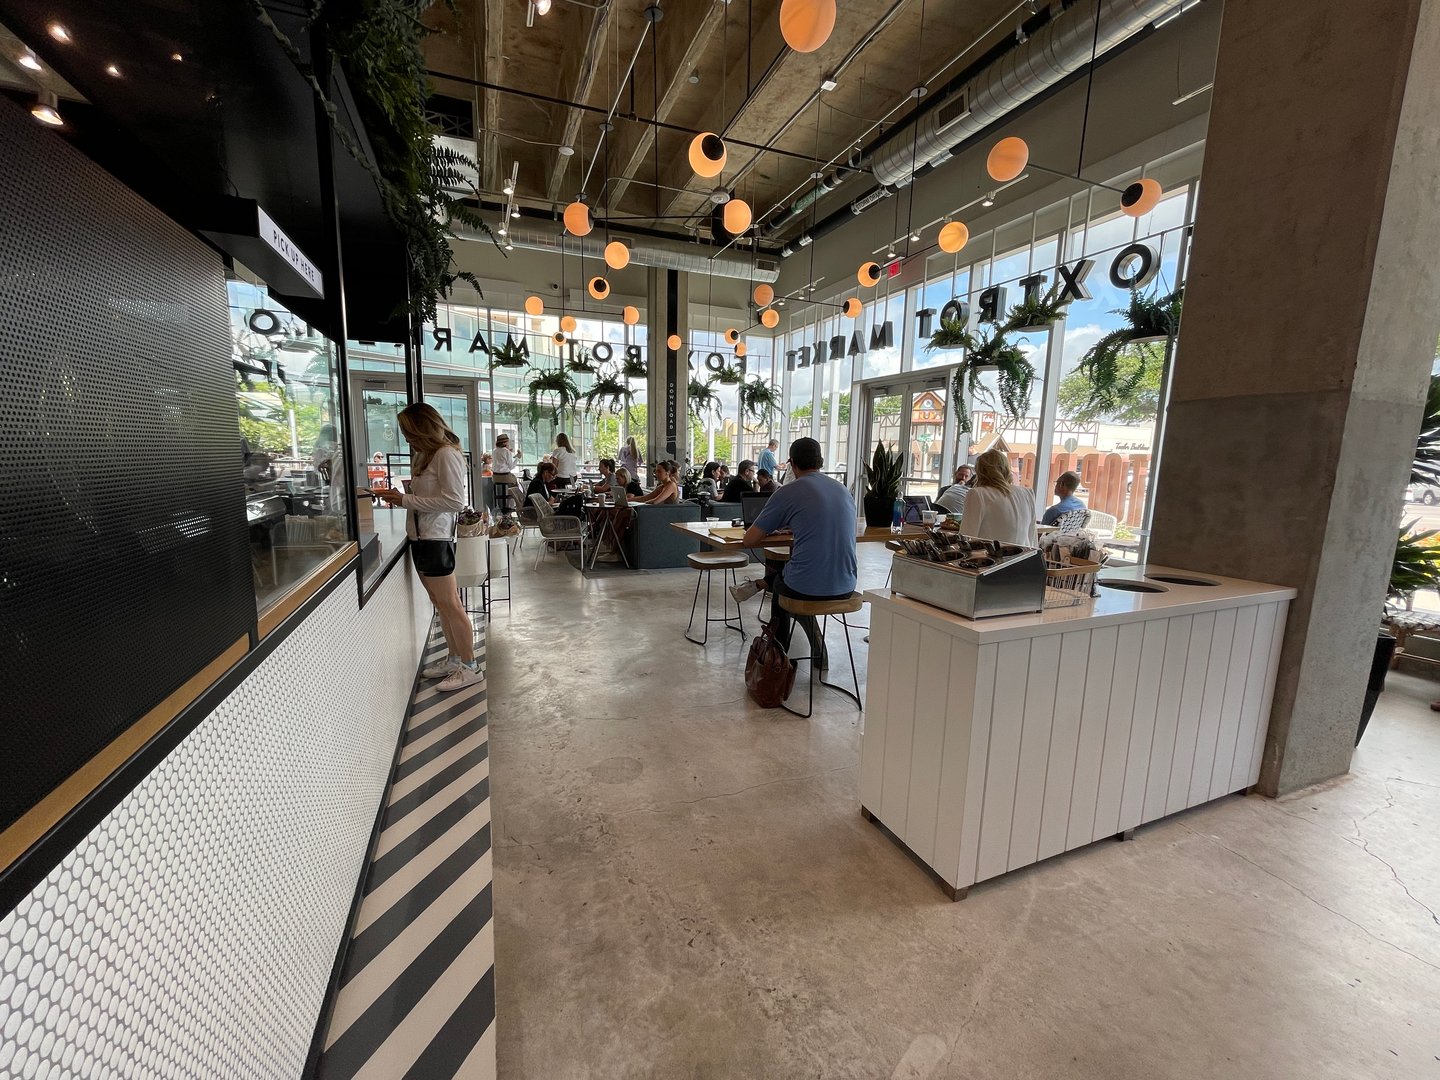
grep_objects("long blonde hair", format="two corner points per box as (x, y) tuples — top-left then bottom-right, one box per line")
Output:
(398, 403), (461, 472)
(555, 432), (574, 454)
(973, 448), (1014, 490)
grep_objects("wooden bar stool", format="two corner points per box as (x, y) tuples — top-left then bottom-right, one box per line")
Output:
(685, 551), (749, 645)
(777, 592), (865, 717)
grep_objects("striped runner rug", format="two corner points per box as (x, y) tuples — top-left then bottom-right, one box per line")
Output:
(317, 620), (495, 1080)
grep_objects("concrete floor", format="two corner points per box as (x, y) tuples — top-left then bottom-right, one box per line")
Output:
(488, 544), (1440, 1079)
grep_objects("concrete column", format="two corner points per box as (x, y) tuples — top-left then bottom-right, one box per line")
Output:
(645, 267), (689, 479)
(1148, 0), (1440, 794)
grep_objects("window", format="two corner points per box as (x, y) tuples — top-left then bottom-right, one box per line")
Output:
(229, 273), (353, 617)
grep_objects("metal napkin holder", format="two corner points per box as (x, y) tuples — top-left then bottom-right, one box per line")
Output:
(887, 530), (1047, 619)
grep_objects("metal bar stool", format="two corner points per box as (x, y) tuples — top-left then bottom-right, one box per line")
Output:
(685, 551), (749, 645)
(776, 592), (865, 718)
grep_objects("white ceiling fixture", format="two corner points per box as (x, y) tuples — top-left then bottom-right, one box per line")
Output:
(17, 49), (41, 71)
(46, 22), (70, 43)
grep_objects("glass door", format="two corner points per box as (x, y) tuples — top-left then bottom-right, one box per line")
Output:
(854, 370), (956, 502)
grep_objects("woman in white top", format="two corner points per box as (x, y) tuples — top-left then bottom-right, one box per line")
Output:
(372, 403), (480, 692)
(958, 448), (1038, 547)
(618, 436), (642, 479)
(552, 432), (579, 484)
(491, 433), (519, 513)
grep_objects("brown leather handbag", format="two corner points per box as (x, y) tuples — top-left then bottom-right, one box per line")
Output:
(745, 622), (797, 708)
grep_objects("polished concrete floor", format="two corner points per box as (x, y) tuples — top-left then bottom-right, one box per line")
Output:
(487, 544), (1440, 1079)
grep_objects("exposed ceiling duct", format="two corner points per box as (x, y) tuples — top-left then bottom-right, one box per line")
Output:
(767, 0), (1189, 241)
(453, 222), (781, 283)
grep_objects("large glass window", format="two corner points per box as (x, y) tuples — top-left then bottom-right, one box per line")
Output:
(229, 272), (353, 617)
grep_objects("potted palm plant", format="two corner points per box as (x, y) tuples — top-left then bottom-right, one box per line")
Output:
(927, 320), (1036, 435)
(1074, 286), (1184, 415)
(862, 440), (904, 528)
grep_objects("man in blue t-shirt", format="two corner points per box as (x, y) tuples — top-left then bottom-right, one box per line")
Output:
(731, 437), (857, 659)
(756, 439), (780, 478)
(1040, 470), (1086, 526)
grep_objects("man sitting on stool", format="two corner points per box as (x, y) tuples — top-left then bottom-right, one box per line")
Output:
(731, 437), (857, 666)
(1040, 470), (1086, 525)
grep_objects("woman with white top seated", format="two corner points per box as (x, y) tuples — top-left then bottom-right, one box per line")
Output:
(491, 432), (519, 513)
(551, 433), (579, 486)
(958, 448), (1038, 547)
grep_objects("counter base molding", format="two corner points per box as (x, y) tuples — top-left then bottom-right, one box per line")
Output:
(859, 570), (1292, 899)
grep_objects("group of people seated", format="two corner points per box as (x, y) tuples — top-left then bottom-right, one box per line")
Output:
(696, 459), (778, 503)
(930, 449), (1088, 547)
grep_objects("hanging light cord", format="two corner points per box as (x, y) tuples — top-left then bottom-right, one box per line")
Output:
(1075, 0), (1105, 177)
(899, 0), (926, 256)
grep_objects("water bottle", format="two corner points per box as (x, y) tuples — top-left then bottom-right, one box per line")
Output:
(891, 497), (903, 533)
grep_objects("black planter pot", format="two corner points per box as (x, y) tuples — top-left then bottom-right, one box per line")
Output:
(863, 494), (895, 528)
(1357, 631), (1397, 745)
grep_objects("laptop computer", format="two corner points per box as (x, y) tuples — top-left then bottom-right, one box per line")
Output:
(901, 494), (933, 523)
(740, 491), (772, 526)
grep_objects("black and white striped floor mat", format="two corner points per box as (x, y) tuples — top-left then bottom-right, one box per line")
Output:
(318, 622), (494, 1080)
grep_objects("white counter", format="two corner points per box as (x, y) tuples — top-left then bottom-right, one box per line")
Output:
(859, 565), (1296, 899)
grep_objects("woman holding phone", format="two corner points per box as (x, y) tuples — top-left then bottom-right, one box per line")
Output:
(370, 403), (480, 691)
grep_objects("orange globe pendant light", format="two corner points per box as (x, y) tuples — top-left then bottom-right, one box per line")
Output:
(688, 133), (727, 178)
(779, 0), (836, 53)
(735, 343), (747, 357)
(938, 221), (969, 254)
(842, 297), (862, 318)
(667, 333), (682, 351)
(524, 295), (545, 316)
(753, 283), (774, 307)
(722, 198), (752, 234)
(622, 305), (640, 326)
(724, 327), (740, 344)
(760, 308), (780, 328)
(588, 276), (610, 300)
(552, 331), (566, 345)
(604, 240), (630, 269)
(1120, 178), (1164, 218)
(563, 200), (593, 236)
(857, 261), (881, 288)
(561, 314), (577, 333)
(986, 136), (1029, 182)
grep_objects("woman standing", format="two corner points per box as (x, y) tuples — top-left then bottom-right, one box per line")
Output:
(958, 448), (1038, 547)
(552, 433), (579, 486)
(619, 436), (642, 480)
(372, 403), (480, 692)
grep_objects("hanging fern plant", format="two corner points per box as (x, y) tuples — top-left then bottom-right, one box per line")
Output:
(566, 347), (599, 376)
(738, 379), (783, 423)
(688, 376), (721, 423)
(583, 373), (634, 414)
(246, 0), (500, 325)
(928, 322), (1036, 435)
(526, 367), (581, 426)
(1003, 286), (1073, 332)
(712, 364), (746, 386)
(622, 354), (648, 381)
(1075, 286), (1184, 416)
(489, 339), (529, 368)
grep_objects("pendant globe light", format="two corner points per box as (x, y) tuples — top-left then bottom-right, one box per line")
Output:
(667, 333), (682, 351)
(722, 198), (752, 235)
(622, 305), (640, 326)
(561, 314), (577, 333)
(938, 221), (969, 254)
(688, 133), (727, 178)
(563, 199), (593, 237)
(857, 261), (881, 288)
(986, 136), (1028, 182)
(588, 276), (611, 300)
(552, 331), (566, 345)
(753, 283), (774, 307)
(524, 295), (545, 316)
(842, 297), (862, 318)
(735, 342), (747, 357)
(604, 240), (630, 269)
(724, 327), (740, 345)
(760, 308), (780, 329)
(1120, 177), (1164, 218)
(779, 0), (836, 53)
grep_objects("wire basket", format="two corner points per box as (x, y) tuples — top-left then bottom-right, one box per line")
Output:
(1044, 555), (1101, 609)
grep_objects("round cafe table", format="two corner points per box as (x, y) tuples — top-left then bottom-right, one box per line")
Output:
(583, 500), (633, 569)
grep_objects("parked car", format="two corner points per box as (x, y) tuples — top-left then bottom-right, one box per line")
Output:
(1405, 483), (1440, 505)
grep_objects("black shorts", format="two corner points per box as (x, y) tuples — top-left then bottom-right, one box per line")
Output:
(412, 539), (456, 577)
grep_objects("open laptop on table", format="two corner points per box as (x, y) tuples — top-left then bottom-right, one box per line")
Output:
(740, 491), (772, 527)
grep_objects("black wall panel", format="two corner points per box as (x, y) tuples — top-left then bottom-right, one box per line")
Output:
(0, 97), (253, 830)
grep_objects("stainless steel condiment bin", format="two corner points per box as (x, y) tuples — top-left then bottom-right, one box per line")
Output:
(889, 540), (1046, 619)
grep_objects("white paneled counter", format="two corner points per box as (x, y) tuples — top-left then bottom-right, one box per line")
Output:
(859, 565), (1295, 899)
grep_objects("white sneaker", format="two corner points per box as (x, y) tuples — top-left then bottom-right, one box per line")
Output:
(436, 663), (483, 693)
(423, 655), (461, 679)
(729, 578), (763, 603)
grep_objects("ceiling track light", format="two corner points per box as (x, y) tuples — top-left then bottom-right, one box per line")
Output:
(30, 90), (63, 126)
(46, 22), (71, 43)
(17, 49), (42, 71)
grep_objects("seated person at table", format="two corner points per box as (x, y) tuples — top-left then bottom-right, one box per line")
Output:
(594, 457), (621, 494)
(732, 437), (857, 662)
(934, 464), (974, 515)
(526, 461), (558, 506)
(959, 448), (1038, 547)
(721, 460), (758, 502)
(755, 468), (777, 493)
(631, 460), (681, 504)
(614, 466), (644, 497)
(696, 461), (722, 499)
(1040, 470), (1086, 526)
